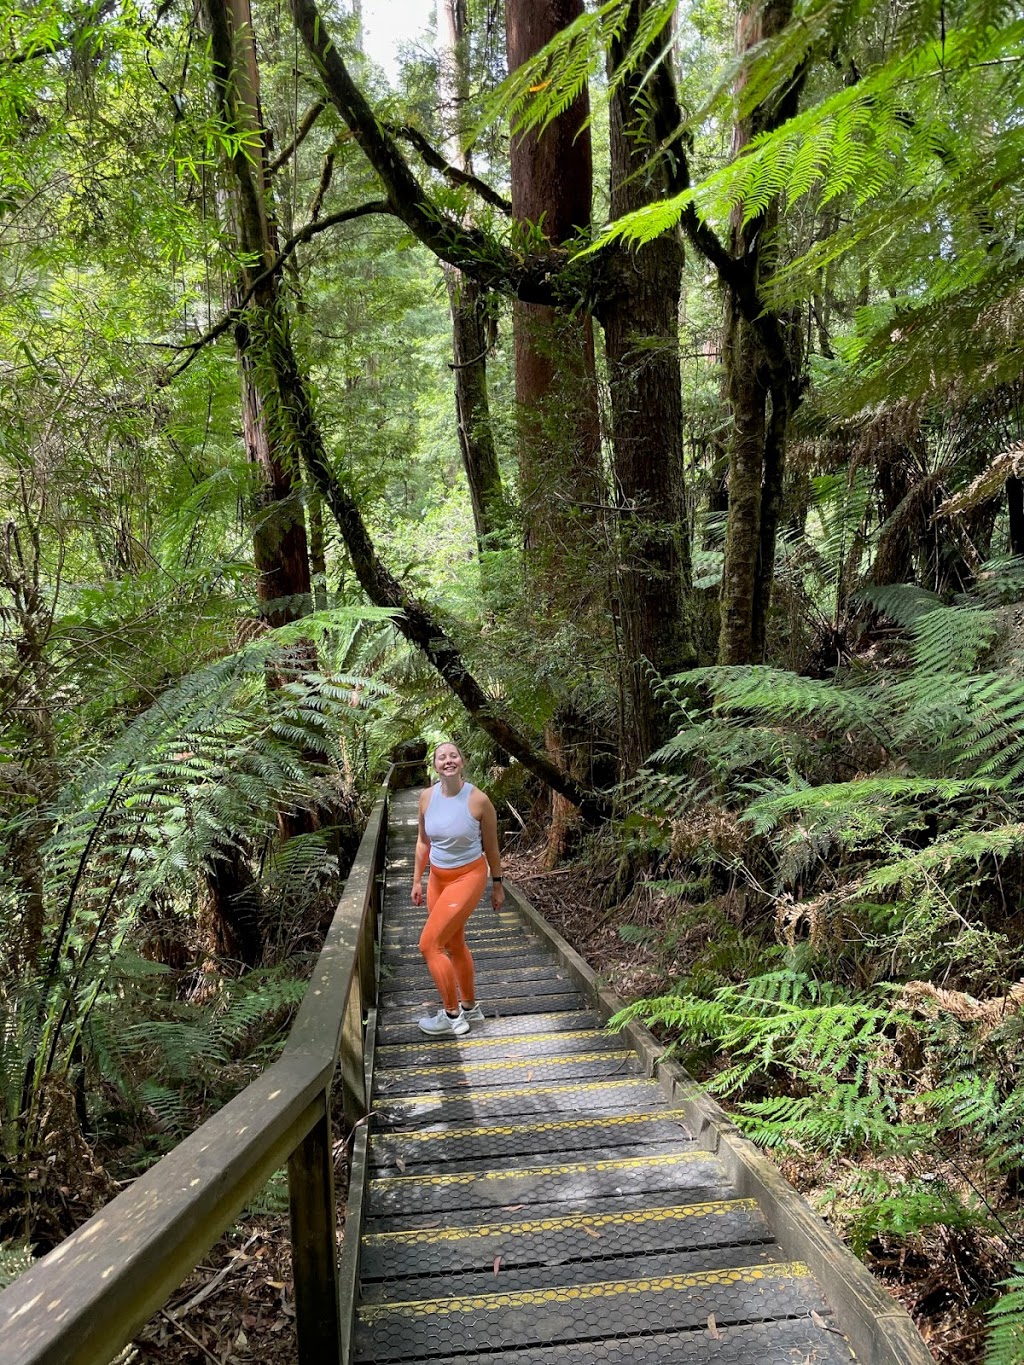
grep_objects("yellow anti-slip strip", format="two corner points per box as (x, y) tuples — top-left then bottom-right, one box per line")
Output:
(375, 1108), (691, 1145)
(380, 1028), (606, 1055)
(365, 1198), (761, 1246)
(384, 921), (528, 934)
(370, 1150), (711, 1191)
(383, 946), (541, 960)
(359, 1263), (811, 1320)
(385, 915), (521, 925)
(382, 1050), (630, 1080)
(376, 1077), (658, 1108)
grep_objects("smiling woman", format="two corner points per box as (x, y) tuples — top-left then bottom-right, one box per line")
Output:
(411, 741), (505, 1036)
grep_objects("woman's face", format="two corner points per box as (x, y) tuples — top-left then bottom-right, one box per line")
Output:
(433, 744), (464, 779)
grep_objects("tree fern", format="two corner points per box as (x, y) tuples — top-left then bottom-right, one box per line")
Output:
(3, 606), (393, 1159)
(612, 971), (913, 1154)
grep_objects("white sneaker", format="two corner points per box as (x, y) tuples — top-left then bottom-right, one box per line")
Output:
(418, 1007), (470, 1037)
(461, 1002), (485, 1023)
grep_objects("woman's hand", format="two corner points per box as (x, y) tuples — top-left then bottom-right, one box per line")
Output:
(411, 879), (424, 906)
(491, 880), (505, 910)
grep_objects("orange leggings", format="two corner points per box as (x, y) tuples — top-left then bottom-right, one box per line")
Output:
(419, 856), (487, 1011)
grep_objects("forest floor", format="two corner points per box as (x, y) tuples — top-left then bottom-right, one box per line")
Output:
(507, 850), (1002, 1365)
(122, 1205), (305, 1365)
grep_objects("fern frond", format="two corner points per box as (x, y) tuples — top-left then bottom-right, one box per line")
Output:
(863, 823), (1024, 892)
(908, 606), (1000, 674)
(856, 582), (942, 627)
(988, 1267), (1024, 1365)
(845, 1178), (987, 1259)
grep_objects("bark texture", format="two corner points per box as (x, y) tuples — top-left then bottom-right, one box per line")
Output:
(205, 0), (313, 632)
(717, 0), (800, 666)
(438, 0), (505, 549)
(600, 0), (692, 764)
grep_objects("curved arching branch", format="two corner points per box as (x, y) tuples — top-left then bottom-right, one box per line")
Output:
(390, 123), (514, 215)
(288, 0), (588, 307)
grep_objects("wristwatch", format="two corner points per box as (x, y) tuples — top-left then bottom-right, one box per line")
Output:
(493, 876), (503, 882)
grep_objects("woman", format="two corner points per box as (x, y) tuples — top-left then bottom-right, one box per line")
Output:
(411, 741), (504, 1036)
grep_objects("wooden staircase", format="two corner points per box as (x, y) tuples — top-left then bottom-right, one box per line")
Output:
(348, 789), (869, 1364)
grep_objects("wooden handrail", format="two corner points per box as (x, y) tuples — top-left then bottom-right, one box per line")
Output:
(0, 773), (392, 1365)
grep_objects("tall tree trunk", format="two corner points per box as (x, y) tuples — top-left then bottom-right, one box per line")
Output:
(717, 0), (799, 665)
(203, 0), (321, 950)
(601, 0), (692, 764)
(206, 0), (313, 635)
(719, 310), (766, 662)
(506, 0), (605, 858)
(438, 0), (505, 550)
(506, 0), (603, 591)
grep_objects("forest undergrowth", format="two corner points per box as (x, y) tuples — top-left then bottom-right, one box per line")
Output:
(510, 579), (1024, 1365)
(2, 827), (356, 1365)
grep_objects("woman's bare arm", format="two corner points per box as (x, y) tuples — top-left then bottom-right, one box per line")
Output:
(412, 788), (431, 905)
(473, 790), (505, 909)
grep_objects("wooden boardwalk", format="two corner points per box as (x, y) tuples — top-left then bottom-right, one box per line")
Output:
(349, 791), (866, 1364)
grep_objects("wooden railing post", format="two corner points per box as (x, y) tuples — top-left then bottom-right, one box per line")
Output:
(357, 876), (377, 1010)
(288, 1093), (342, 1365)
(339, 976), (366, 1129)
(359, 787), (387, 1010)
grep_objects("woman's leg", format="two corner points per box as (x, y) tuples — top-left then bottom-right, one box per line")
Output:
(445, 924), (476, 1008)
(419, 858), (487, 1011)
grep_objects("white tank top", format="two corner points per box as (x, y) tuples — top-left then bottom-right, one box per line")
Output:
(424, 782), (483, 869)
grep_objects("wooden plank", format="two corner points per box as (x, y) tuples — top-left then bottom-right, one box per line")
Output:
(338, 1121), (371, 1365)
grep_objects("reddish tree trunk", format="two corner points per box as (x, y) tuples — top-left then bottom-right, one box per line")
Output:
(506, 0), (604, 586)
